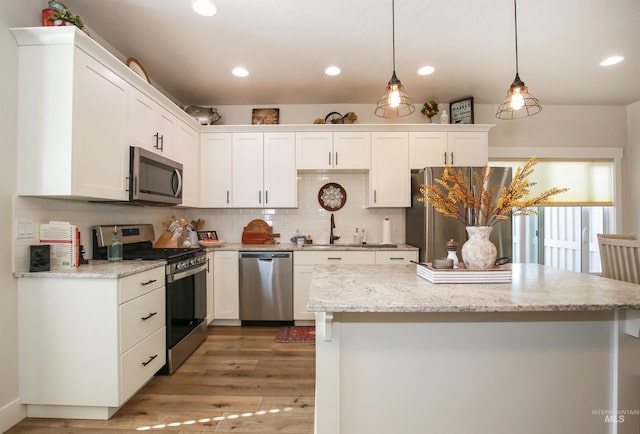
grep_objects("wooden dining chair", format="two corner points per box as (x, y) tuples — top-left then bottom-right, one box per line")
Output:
(597, 233), (640, 284)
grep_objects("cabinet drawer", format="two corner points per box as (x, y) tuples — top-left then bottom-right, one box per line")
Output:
(120, 326), (165, 403)
(295, 251), (375, 265)
(119, 267), (165, 303)
(119, 287), (165, 354)
(375, 251), (418, 264)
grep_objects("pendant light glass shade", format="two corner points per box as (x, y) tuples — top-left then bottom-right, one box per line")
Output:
(375, 0), (415, 118)
(495, 0), (541, 120)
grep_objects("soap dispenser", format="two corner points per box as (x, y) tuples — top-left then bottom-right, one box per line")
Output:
(108, 225), (123, 262)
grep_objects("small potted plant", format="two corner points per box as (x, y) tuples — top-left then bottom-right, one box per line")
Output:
(421, 100), (439, 123)
(43, 6), (85, 29)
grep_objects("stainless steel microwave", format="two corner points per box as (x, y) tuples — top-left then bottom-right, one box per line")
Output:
(129, 146), (183, 206)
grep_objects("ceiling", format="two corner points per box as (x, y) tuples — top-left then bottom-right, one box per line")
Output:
(63, 0), (640, 108)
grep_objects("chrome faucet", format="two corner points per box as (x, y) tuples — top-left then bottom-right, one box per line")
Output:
(330, 213), (340, 244)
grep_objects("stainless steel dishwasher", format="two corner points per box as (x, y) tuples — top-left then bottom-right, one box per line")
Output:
(239, 251), (293, 322)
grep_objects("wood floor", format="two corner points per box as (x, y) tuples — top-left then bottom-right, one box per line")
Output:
(7, 326), (316, 434)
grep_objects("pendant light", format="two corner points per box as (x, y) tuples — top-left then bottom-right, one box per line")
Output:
(495, 0), (542, 120)
(375, 0), (415, 118)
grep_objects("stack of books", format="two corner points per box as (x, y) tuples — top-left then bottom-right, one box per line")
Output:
(40, 221), (80, 268)
(416, 262), (511, 284)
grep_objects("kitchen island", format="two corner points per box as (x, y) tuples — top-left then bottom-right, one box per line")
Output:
(308, 264), (640, 434)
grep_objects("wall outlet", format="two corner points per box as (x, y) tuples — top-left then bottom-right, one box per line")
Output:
(15, 219), (35, 239)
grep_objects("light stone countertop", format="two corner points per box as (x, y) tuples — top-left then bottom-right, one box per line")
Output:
(14, 260), (166, 279)
(205, 243), (418, 252)
(307, 263), (640, 313)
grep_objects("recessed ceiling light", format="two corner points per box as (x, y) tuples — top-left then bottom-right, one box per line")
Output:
(417, 66), (435, 76)
(324, 66), (341, 76)
(232, 67), (249, 77)
(600, 55), (624, 66)
(192, 0), (217, 17)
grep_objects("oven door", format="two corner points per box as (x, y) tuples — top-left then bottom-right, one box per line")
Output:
(166, 262), (207, 349)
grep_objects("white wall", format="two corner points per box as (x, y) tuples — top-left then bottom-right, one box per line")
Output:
(625, 101), (640, 234)
(0, 3), (46, 431)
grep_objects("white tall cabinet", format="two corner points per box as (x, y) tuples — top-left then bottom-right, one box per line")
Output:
(200, 133), (233, 207)
(370, 132), (410, 207)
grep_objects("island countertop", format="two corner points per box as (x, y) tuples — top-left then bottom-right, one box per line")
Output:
(307, 263), (640, 313)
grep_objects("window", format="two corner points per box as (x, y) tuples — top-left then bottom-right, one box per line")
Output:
(490, 152), (620, 273)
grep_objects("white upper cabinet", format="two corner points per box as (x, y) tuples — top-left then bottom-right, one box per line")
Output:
(263, 132), (298, 208)
(232, 133), (265, 207)
(410, 131), (488, 167)
(332, 132), (371, 169)
(200, 133), (233, 207)
(296, 131), (370, 170)
(175, 121), (200, 207)
(13, 29), (128, 201)
(446, 132), (488, 167)
(128, 87), (176, 159)
(232, 132), (297, 208)
(370, 132), (410, 207)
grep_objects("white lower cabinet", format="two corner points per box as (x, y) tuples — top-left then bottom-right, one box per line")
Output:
(293, 250), (417, 320)
(17, 266), (166, 420)
(213, 250), (240, 320)
(375, 250), (418, 264)
(206, 251), (214, 324)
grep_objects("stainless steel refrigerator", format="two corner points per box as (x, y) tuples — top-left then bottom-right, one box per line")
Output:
(406, 167), (513, 264)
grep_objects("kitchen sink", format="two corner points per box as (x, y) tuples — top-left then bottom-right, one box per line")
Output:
(301, 243), (363, 249)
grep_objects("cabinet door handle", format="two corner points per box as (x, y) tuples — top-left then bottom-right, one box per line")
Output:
(154, 133), (160, 150)
(443, 152), (447, 165)
(335, 152), (338, 166)
(389, 257), (404, 260)
(207, 257), (211, 273)
(159, 134), (164, 151)
(258, 191), (262, 204)
(226, 190), (230, 204)
(374, 189), (377, 203)
(141, 279), (157, 286)
(265, 190), (268, 204)
(329, 152), (332, 166)
(141, 312), (158, 321)
(327, 257), (342, 260)
(141, 354), (158, 367)
(450, 152), (454, 165)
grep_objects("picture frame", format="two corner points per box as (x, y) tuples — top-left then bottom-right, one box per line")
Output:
(252, 108), (279, 125)
(449, 97), (474, 124)
(197, 231), (218, 241)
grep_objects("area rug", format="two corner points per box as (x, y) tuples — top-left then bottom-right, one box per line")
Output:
(276, 326), (316, 343)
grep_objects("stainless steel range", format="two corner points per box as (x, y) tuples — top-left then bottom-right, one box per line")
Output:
(93, 224), (208, 374)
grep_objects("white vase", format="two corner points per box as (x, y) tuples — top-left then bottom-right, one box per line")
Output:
(461, 226), (497, 270)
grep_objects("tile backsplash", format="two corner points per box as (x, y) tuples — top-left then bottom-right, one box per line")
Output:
(12, 173), (407, 271)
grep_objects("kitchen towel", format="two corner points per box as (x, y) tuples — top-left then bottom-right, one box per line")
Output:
(382, 217), (392, 244)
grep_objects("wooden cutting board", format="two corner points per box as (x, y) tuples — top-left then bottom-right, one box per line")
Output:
(242, 219), (280, 244)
